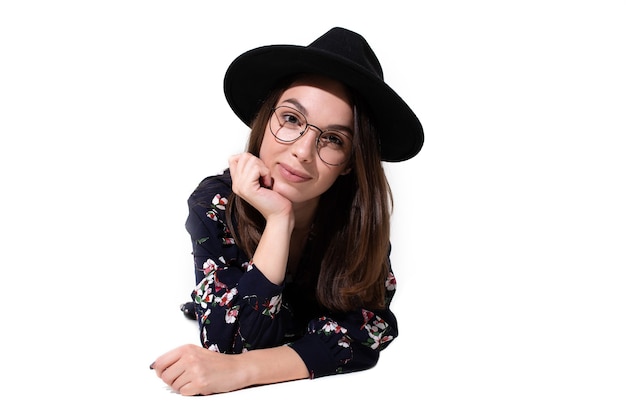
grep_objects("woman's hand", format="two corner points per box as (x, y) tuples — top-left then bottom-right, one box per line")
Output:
(228, 153), (293, 223)
(150, 344), (250, 396)
(151, 344), (309, 396)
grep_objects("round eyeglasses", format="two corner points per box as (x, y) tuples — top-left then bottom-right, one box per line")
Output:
(269, 106), (352, 166)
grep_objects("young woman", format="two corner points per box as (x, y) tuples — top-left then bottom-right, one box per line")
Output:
(150, 27), (424, 396)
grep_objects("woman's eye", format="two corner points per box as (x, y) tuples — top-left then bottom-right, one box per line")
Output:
(278, 110), (304, 127)
(320, 133), (345, 147)
(285, 114), (300, 125)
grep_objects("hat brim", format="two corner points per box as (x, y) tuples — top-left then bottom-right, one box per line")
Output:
(223, 45), (424, 162)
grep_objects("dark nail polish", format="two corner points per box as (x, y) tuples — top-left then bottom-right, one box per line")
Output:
(149, 362), (155, 370)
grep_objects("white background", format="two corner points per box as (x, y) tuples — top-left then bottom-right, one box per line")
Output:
(1, 1), (624, 415)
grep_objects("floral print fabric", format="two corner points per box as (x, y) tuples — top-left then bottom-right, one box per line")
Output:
(184, 171), (399, 378)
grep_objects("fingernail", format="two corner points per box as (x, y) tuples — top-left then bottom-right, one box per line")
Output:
(149, 362), (155, 370)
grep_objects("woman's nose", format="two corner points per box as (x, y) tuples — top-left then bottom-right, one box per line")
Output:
(291, 125), (319, 162)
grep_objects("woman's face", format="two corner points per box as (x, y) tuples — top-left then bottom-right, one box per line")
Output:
(259, 75), (353, 207)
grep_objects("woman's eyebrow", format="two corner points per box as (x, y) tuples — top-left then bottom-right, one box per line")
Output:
(280, 98), (308, 116)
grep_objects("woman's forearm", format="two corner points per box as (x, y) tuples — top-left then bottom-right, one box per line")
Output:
(238, 345), (309, 387)
(251, 215), (293, 285)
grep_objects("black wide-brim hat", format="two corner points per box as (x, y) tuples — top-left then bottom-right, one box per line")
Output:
(223, 27), (424, 162)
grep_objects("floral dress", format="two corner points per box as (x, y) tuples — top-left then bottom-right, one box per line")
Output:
(184, 171), (399, 378)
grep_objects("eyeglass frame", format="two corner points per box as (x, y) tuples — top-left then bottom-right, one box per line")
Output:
(268, 105), (353, 166)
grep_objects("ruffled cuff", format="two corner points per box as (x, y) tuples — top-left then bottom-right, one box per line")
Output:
(288, 323), (380, 379)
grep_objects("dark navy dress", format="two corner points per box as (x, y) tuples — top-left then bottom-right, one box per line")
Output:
(184, 171), (399, 378)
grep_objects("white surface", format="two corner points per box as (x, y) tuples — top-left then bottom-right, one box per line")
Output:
(1, 1), (624, 415)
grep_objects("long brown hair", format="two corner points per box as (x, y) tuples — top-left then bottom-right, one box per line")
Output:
(226, 77), (393, 312)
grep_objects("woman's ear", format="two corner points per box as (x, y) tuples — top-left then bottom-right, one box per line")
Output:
(340, 166), (352, 175)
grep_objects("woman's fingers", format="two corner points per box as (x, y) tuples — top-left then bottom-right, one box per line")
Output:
(229, 153), (267, 193)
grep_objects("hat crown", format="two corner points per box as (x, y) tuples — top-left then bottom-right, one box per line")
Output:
(307, 27), (384, 81)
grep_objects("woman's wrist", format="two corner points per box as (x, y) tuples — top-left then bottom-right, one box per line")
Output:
(232, 352), (258, 389)
(236, 346), (309, 388)
(265, 210), (295, 234)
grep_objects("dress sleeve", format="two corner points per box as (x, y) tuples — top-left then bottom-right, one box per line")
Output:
(185, 186), (287, 353)
(288, 259), (399, 378)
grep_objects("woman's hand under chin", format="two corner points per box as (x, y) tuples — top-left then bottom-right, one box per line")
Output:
(228, 153), (293, 223)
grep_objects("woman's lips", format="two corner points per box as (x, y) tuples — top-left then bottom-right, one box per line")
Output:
(277, 163), (311, 183)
